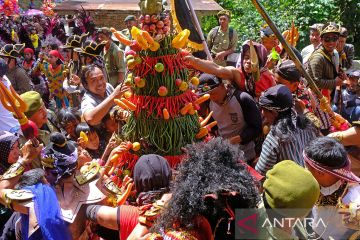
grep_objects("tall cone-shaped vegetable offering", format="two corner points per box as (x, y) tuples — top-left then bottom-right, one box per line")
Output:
(106, 0), (215, 185)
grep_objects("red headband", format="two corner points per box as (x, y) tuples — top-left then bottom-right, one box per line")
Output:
(49, 50), (64, 61)
(24, 48), (34, 55)
(303, 151), (360, 183)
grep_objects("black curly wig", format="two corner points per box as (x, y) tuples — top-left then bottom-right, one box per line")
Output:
(153, 137), (260, 238)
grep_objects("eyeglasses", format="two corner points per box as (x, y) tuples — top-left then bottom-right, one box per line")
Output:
(323, 36), (339, 42)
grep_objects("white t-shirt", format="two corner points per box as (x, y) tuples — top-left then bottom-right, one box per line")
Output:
(0, 76), (20, 133)
(301, 44), (315, 64)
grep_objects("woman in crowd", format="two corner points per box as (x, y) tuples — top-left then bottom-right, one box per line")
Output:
(0, 131), (42, 233)
(234, 40), (276, 99)
(32, 50), (69, 109)
(184, 40), (276, 100)
(75, 122), (105, 159)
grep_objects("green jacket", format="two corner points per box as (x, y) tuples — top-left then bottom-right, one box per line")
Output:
(103, 42), (126, 87)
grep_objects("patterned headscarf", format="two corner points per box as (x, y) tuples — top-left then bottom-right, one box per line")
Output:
(41, 133), (78, 184)
(303, 151), (360, 183)
(238, 40), (268, 96)
(0, 131), (19, 174)
(259, 84), (293, 112)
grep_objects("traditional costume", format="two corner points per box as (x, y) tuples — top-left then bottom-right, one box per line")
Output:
(22, 48), (47, 97)
(0, 133), (122, 239)
(255, 85), (318, 175)
(0, 44), (34, 95)
(60, 33), (88, 108)
(149, 138), (262, 239)
(304, 139), (360, 239)
(306, 23), (341, 133)
(33, 50), (69, 109)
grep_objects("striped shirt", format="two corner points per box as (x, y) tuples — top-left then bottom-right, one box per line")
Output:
(307, 46), (338, 90)
(255, 126), (317, 176)
(313, 95), (331, 130)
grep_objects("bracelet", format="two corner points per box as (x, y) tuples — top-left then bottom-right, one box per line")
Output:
(333, 133), (344, 143)
(1, 192), (12, 210)
(0, 162), (25, 181)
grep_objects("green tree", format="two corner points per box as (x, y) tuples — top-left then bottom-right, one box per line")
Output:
(202, 0), (359, 58)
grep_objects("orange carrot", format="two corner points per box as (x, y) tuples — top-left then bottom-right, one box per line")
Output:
(188, 106), (196, 115)
(110, 153), (119, 163)
(117, 182), (134, 205)
(194, 94), (210, 105)
(114, 99), (129, 110)
(108, 165), (116, 176)
(110, 28), (132, 46)
(195, 127), (209, 139)
(163, 108), (170, 120)
(121, 98), (136, 111)
(205, 121), (217, 130)
(200, 111), (213, 127)
(180, 103), (193, 115)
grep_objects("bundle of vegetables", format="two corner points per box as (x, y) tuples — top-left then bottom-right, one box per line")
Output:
(108, 1), (216, 173)
(103, 141), (140, 189)
(329, 113), (350, 132)
(318, 96), (350, 132)
(123, 112), (200, 156)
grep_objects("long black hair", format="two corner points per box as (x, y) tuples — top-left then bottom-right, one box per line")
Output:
(271, 109), (316, 142)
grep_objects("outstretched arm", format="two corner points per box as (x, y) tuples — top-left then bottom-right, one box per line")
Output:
(86, 205), (119, 230)
(183, 55), (239, 81)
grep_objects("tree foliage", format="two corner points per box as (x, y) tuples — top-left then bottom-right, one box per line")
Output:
(201, 0), (359, 58)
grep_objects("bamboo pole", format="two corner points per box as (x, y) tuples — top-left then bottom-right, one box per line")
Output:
(251, 0), (332, 113)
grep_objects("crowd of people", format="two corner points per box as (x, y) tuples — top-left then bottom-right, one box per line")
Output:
(0, 4), (359, 240)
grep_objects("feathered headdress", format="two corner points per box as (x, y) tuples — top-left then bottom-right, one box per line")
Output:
(42, 34), (62, 48)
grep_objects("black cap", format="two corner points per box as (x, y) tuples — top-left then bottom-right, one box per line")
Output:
(260, 24), (275, 38)
(198, 73), (222, 95)
(61, 33), (89, 49)
(74, 40), (106, 57)
(275, 60), (301, 82)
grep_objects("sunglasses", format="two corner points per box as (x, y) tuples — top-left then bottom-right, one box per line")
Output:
(323, 36), (339, 42)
